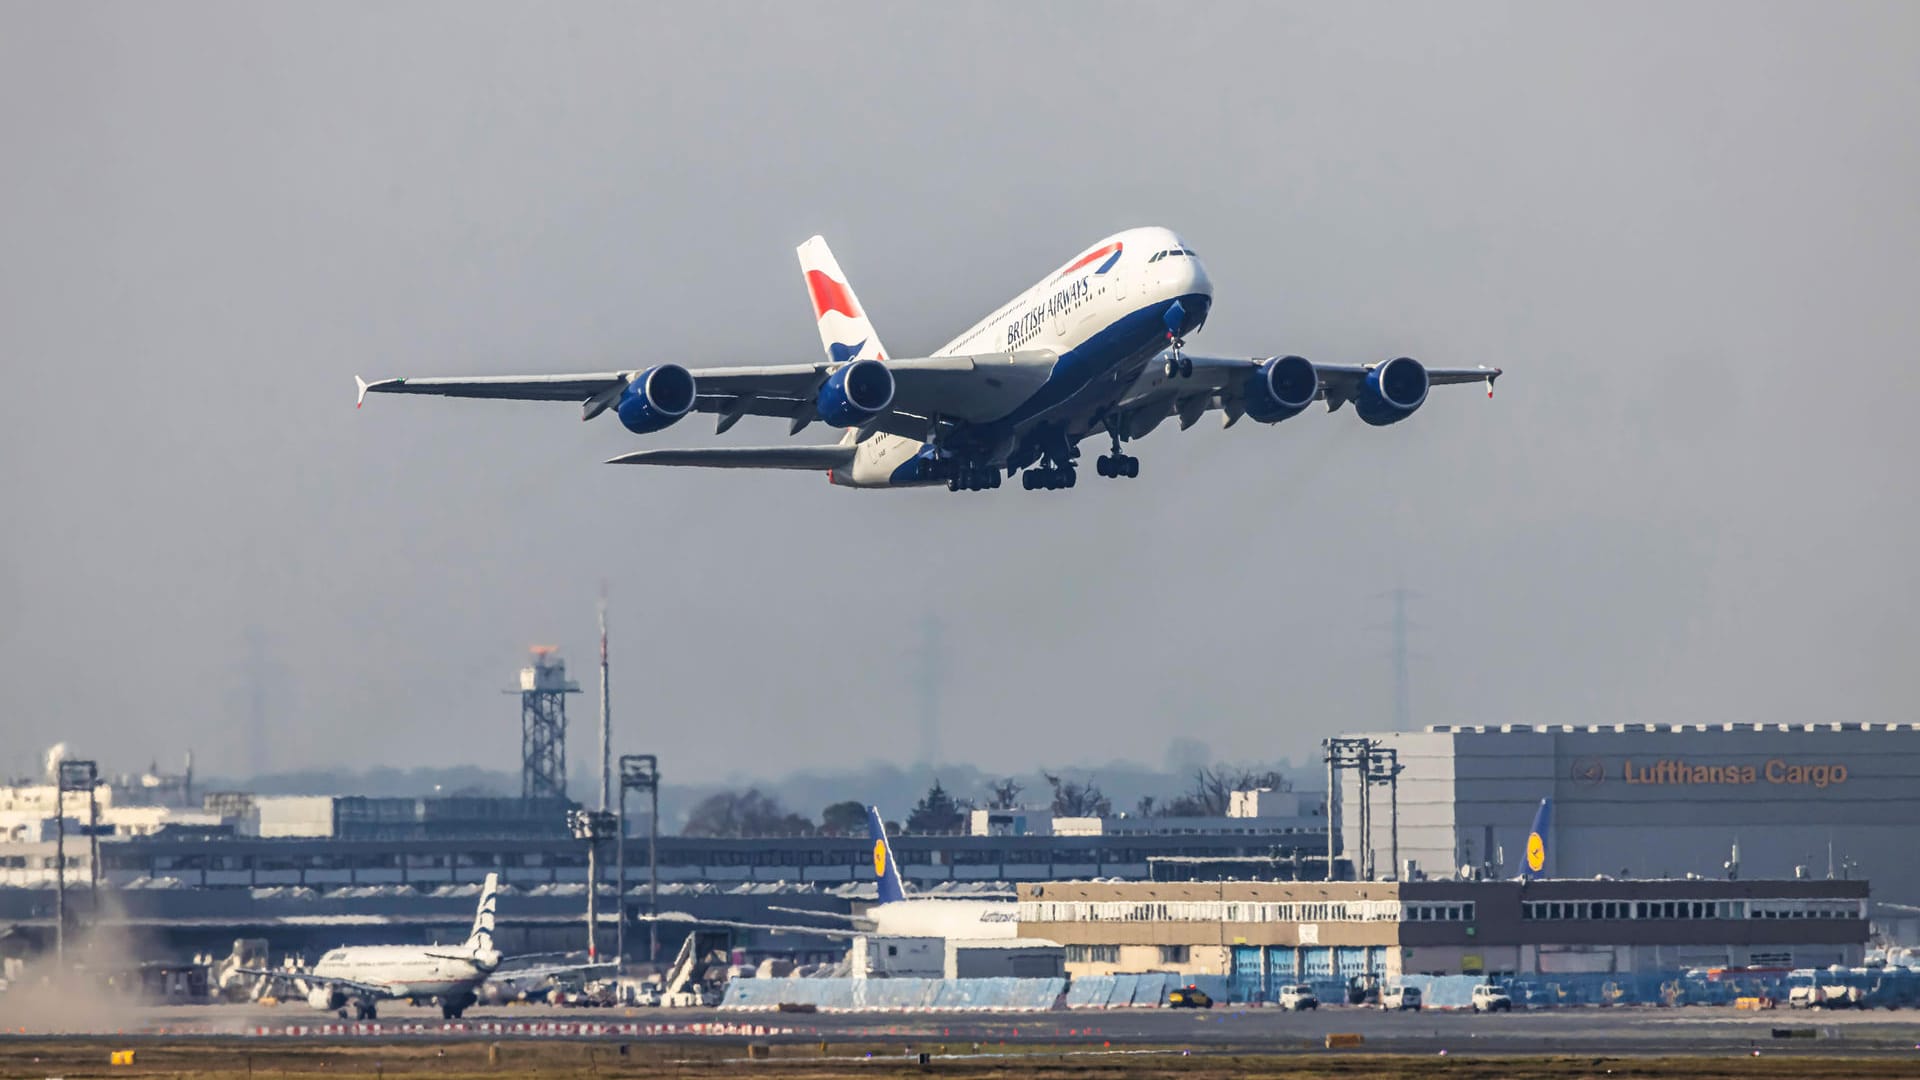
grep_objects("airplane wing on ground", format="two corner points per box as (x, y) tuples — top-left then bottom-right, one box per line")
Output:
(488, 959), (617, 982)
(356, 352), (1057, 439)
(636, 911), (863, 939)
(233, 967), (390, 999)
(1113, 356), (1501, 435)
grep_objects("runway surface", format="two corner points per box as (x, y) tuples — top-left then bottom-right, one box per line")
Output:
(10, 1000), (1920, 1058)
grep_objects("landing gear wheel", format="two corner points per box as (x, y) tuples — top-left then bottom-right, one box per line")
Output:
(1096, 456), (1111, 478)
(1124, 455), (1139, 478)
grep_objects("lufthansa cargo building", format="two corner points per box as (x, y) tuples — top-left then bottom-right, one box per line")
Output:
(1341, 723), (1920, 902)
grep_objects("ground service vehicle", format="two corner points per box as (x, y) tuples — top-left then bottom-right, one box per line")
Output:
(1380, 985), (1423, 1011)
(1472, 984), (1513, 1012)
(1279, 984), (1319, 1011)
(1167, 985), (1214, 1009)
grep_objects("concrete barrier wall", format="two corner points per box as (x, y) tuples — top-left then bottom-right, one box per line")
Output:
(721, 977), (1067, 1012)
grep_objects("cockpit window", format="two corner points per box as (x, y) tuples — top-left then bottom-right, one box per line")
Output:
(1150, 249), (1197, 262)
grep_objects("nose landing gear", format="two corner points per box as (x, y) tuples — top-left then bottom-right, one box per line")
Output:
(1162, 299), (1193, 378)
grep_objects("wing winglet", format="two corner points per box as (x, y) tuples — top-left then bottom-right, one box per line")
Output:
(355, 375), (369, 408)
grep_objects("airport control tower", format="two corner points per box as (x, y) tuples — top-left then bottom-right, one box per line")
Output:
(513, 647), (579, 801)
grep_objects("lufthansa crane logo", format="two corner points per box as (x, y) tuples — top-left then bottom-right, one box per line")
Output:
(873, 839), (887, 878)
(1526, 831), (1546, 873)
(1570, 758), (1605, 786)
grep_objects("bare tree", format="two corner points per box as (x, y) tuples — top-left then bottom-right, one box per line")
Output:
(683, 788), (814, 837)
(1043, 772), (1112, 818)
(1159, 765), (1294, 817)
(984, 777), (1024, 810)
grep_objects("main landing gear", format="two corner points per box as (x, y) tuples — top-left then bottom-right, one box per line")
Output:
(1094, 426), (1139, 479)
(1022, 465), (1075, 490)
(945, 460), (1001, 492)
(1019, 426), (1079, 490)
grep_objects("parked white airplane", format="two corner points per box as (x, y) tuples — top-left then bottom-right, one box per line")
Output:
(242, 873), (602, 1019)
(648, 807), (1017, 943)
(856, 805), (1017, 940)
(357, 227), (1500, 491)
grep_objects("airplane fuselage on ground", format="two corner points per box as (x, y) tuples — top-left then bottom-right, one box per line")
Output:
(307, 945), (489, 1001)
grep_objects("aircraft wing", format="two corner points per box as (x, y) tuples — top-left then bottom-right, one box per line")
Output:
(605, 446), (854, 470)
(234, 967), (391, 999)
(488, 960), (617, 982)
(356, 351), (1057, 439)
(637, 911), (863, 939)
(1113, 356), (1502, 434)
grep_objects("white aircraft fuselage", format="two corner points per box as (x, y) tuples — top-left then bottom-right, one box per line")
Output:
(308, 944), (490, 1002)
(830, 226), (1211, 487)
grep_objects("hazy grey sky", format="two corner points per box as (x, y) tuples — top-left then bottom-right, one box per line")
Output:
(3, 3), (1917, 784)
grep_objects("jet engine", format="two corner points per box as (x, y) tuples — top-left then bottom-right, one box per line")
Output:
(307, 986), (343, 1011)
(1353, 356), (1429, 426)
(1241, 355), (1319, 423)
(615, 364), (697, 434)
(814, 359), (895, 428)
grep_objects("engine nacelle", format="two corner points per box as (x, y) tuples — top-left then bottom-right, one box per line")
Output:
(1354, 356), (1429, 426)
(615, 364), (697, 435)
(1241, 355), (1319, 424)
(815, 359), (895, 428)
(308, 986), (343, 1011)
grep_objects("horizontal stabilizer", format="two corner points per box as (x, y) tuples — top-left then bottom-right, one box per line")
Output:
(606, 446), (855, 470)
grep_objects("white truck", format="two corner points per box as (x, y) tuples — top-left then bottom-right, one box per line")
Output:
(1471, 984), (1513, 1012)
(1278, 984), (1319, 1011)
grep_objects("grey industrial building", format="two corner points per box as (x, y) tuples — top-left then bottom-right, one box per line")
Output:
(1339, 723), (1920, 901)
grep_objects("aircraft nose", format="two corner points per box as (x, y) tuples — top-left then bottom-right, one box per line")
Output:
(1183, 255), (1213, 299)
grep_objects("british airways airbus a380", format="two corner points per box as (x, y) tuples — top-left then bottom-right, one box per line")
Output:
(356, 227), (1500, 492)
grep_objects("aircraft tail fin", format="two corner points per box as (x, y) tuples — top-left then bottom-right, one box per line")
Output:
(1523, 798), (1552, 879)
(465, 872), (499, 953)
(865, 806), (907, 904)
(796, 236), (889, 368)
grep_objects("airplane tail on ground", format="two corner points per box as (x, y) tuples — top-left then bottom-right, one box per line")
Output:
(865, 806), (907, 904)
(465, 872), (499, 955)
(1524, 798), (1552, 879)
(796, 235), (889, 368)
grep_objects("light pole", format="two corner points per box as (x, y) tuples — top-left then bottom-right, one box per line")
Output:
(54, 759), (98, 968)
(566, 808), (617, 962)
(618, 755), (660, 966)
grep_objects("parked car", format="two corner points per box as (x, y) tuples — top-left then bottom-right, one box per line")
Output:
(1471, 984), (1513, 1013)
(1167, 985), (1214, 1009)
(1278, 984), (1319, 1011)
(1380, 985), (1423, 1011)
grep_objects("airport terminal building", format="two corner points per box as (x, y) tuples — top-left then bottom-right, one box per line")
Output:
(1340, 723), (1920, 901)
(1017, 877), (1870, 987)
